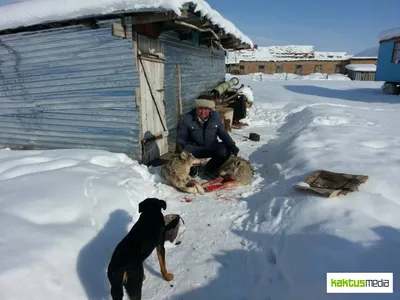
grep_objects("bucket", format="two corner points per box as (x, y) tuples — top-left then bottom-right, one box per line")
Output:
(164, 214), (185, 243)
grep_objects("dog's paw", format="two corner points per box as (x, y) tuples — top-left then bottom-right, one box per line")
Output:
(197, 186), (206, 195)
(163, 273), (174, 281)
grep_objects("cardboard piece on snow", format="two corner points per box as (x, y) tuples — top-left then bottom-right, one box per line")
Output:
(294, 169), (369, 198)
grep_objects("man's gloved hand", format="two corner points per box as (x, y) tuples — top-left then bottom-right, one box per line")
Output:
(175, 143), (184, 154)
(230, 144), (239, 156)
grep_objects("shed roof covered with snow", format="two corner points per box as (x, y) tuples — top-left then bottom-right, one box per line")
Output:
(345, 64), (377, 72)
(226, 45), (350, 64)
(0, 0), (253, 49)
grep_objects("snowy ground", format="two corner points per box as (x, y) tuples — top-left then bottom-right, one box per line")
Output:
(1, 74), (400, 300)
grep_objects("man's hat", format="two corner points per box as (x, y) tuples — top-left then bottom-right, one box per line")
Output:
(195, 99), (215, 109)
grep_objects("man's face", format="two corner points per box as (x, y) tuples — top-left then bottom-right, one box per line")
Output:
(197, 107), (211, 120)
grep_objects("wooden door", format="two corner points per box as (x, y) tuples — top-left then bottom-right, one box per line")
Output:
(295, 65), (303, 75)
(135, 34), (168, 164)
(314, 64), (322, 73)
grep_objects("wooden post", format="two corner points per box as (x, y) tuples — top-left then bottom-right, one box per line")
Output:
(176, 64), (182, 121)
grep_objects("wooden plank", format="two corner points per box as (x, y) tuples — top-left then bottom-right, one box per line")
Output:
(294, 170), (368, 198)
(294, 184), (344, 198)
(111, 23), (126, 38)
(132, 11), (188, 24)
(133, 23), (160, 39)
(139, 52), (165, 63)
(136, 34), (168, 164)
(303, 170), (368, 192)
(136, 87), (145, 162)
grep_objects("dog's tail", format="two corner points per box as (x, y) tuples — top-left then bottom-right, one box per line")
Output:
(123, 266), (144, 300)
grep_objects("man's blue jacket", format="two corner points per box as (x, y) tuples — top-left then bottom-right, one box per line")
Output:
(176, 108), (235, 148)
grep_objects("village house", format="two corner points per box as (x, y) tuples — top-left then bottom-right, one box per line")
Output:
(0, 0), (252, 164)
(348, 46), (379, 65)
(344, 46), (379, 81)
(226, 45), (349, 75)
(226, 45), (378, 76)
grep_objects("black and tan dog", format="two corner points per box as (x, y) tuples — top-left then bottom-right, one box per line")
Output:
(107, 198), (174, 300)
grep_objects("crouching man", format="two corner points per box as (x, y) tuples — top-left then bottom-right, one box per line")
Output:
(175, 98), (239, 179)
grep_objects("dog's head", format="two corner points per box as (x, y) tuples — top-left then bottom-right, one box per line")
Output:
(178, 151), (203, 166)
(138, 198), (167, 213)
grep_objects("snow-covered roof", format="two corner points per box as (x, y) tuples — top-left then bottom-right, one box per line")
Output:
(350, 46), (379, 59)
(379, 26), (400, 41)
(314, 51), (349, 60)
(226, 46), (350, 64)
(0, 0), (253, 48)
(345, 64), (376, 72)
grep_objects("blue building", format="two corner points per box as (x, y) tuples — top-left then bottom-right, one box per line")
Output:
(0, 1), (252, 164)
(376, 27), (400, 95)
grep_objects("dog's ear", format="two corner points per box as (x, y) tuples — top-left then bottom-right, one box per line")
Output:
(160, 199), (167, 210)
(138, 200), (146, 213)
(139, 198), (166, 213)
(138, 198), (153, 213)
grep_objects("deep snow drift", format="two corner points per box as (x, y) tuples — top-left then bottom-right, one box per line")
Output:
(1, 74), (400, 299)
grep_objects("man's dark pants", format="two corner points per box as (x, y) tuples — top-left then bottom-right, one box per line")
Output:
(184, 142), (230, 174)
(229, 96), (247, 123)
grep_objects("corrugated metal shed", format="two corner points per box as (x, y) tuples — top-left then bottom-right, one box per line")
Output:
(346, 69), (376, 81)
(0, 19), (141, 156)
(160, 31), (225, 142)
(0, 17), (227, 161)
(345, 64), (376, 81)
(347, 70), (375, 81)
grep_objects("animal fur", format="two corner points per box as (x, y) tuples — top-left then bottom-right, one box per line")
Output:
(161, 151), (205, 195)
(237, 85), (254, 105)
(107, 198), (173, 300)
(237, 84), (254, 108)
(202, 155), (254, 191)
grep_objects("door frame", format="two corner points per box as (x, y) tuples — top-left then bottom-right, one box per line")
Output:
(134, 33), (169, 164)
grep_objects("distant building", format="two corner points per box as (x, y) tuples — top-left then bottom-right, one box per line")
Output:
(226, 45), (350, 75)
(345, 64), (377, 81)
(226, 45), (377, 76)
(349, 46), (378, 65)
